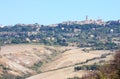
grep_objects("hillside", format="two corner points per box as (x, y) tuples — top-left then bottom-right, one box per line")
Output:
(40, 48), (111, 71)
(26, 48), (113, 79)
(0, 44), (114, 79)
(70, 50), (120, 79)
(0, 20), (120, 79)
(0, 44), (73, 78)
(0, 20), (120, 50)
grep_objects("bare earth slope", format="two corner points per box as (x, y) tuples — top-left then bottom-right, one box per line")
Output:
(27, 48), (112, 79)
(0, 44), (72, 77)
(41, 49), (109, 71)
(27, 67), (88, 79)
(0, 44), (113, 79)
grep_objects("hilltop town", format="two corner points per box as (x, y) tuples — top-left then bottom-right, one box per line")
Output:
(0, 18), (120, 79)
(0, 18), (120, 50)
(50, 16), (105, 27)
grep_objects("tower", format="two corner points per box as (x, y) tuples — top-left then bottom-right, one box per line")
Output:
(86, 15), (88, 21)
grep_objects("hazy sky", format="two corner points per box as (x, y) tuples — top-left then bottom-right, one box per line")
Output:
(0, 0), (120, 25)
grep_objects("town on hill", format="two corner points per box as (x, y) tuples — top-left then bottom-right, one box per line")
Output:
(0, 18), (120, 79)
(0, 17), (120, 50)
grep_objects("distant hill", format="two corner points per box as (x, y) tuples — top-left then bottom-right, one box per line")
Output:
(0, 20), (120, 50)
(0, 19), (120, 79)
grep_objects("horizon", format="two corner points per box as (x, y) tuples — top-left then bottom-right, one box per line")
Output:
(0, 17), (120, 26)
(0, 0), (120, 25)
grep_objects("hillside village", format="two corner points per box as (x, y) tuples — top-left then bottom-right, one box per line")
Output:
(0, 18), (120, 50)
(50, 16), (105, 27)
(0, 18), (120, 79)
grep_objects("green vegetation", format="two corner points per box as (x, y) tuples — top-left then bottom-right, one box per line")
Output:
(74, 64), (99, 71)
(30, 61), (43, 73)
(0, 21), (120, 49)
(68, 77), (80, 79)
(0, 21), (120, 79)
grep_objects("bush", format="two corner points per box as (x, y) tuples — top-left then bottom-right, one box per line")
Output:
(71, 50), (120, 79)
(81, 50), (120, 79)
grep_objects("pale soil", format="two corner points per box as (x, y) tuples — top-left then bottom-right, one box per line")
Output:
(0, 44), (75, 76)
(27, 48), (112, 79)
(41, 48), (110, 71)
(26, 67), (88, 79)
(0, 44), (45, 55)
(0, 44), (113, 79)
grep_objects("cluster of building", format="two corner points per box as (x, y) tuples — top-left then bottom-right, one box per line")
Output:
(61, 16), (105, 25)
(49, 16), (105, 27)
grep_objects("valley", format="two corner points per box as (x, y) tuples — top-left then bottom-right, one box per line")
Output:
(0, 44), (113, 79)
(0, 44), (74, 78)
(26, 46), (113, 79)
(0, 20), (119, 79)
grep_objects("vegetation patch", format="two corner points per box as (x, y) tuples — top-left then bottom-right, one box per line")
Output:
(30, 61), (43, 73)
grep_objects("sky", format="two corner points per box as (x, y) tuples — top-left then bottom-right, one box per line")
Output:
(0, 0), (120, 25)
